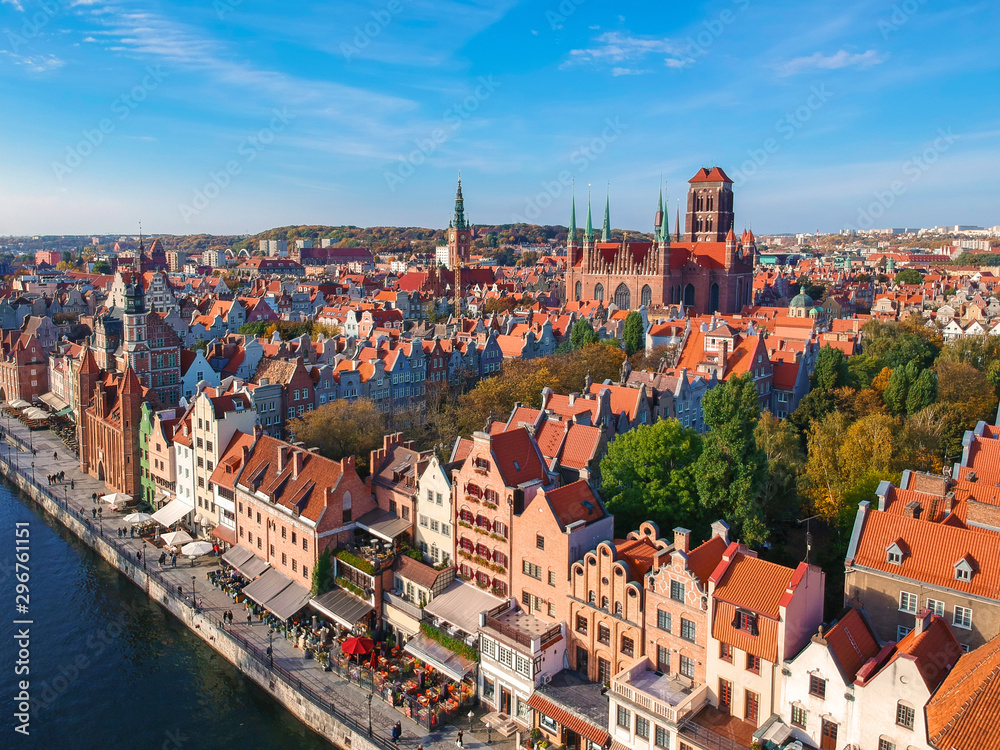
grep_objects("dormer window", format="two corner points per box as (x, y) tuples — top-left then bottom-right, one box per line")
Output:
(955, 557), (974, 582)
(886, 541), (905, 565)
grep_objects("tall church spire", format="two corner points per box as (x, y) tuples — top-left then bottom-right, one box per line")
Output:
(660, 192), (670, 242)
(569, 184), (577, 244)
(675, 201), (681, 242)
(654, 189), (664, 241)
(136, 222), (144, 277)
(453, 171), (466, 230)
(585, 187), (594, 242)
(601, 185), (611, 243)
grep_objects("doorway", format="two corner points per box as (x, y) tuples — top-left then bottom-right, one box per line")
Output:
(820, 719), (838, 750)
(500, 687), (511, 715)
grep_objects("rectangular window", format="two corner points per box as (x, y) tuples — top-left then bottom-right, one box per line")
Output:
(896, 702), (915, 729)
(430, 519), (439, 533)
(291, 559), (297, 572)
(654, 726), (670, 748)
(899, 591), (918, 613)
(744, 690), (759, 724)
(670, 579), (685, 603)
(746, 653), (761, 674)
(617, 706), (631, 729)
(598, 624), (610, 646)
(281, 526), (286, 539)
(657, 610), (672, 632)
(719, 679), (732, 712)
(302, 566), (308, 579)
(442, 523), (450, 537)
(635, 716), (649, 740)
(809, 675), (826, 699)
(548, 570), (556, 587)
(927, 598), (945, 617)
(536, 534), (545, 550)
(954, 606), (973, 629)
(281, 552), (287, 565)
(656, 645), (670, 674)
(576, 615), (588, 635)
(720, 642), (733, 662)
(791, 706), (807, 729)
(522, 560), (542, 580)
(680, 618), (696, 642)
(621, 636), (634, 657)
(897, 625), (913, 640)
(878, 740), (896, 750)
(302, 538), (307, 551)
(679, 656), (695, 679)
(419, 515), (429, 528)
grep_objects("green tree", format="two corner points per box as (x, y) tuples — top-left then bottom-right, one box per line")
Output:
(569, 318), (599, 350)
(694, 375), (769, 546)
(622, 311), (644, 357)
(600, 419), (704, 537)
(812, 345), (851, 391)
(860, 319), (940, 371)
(311, 548), (334, 595)
(92, 260), (111, 274)
(754, 411), (804, 527)
(894, 268), (923, 285)
(905, 369), (937, 414)
(882, 368), (909, 415)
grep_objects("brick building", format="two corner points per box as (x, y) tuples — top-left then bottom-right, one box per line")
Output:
(0, 332), (49, 403)
(233, 437), (373, 583)
(564, 168), (755, 315)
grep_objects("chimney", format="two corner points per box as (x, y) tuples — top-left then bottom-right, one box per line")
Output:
(292, 450), (304, 479)
(710, 519), (730, 545)
(945, 492), (955, 515)
(568, 393), (578, 406)
(904, 500), (922, 519)
(720, 340), (729, 364)
(914, 608), (933, 635)
(673, 527), (691, 553)
(277, 445), (289, 473)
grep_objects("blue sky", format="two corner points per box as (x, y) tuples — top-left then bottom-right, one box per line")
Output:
(0, 0), (997, 236)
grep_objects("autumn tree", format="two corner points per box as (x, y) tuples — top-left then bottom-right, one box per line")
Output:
(600, 419), (705, 538)
(754, 411), (805, 526)
(288, 399), (386, 475)
(812, 345), (851, 391)
(935, 360), (998, 423)
(694, 375), (769, 546)
(622, 311), (644, 357)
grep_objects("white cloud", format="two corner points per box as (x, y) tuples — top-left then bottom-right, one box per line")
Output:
(776, 49), (885, 76)
(611, 67), (649, 77)
(1, 0), (24, 12)
(0, 51), (65, 73)
(564, 31), (692, 71)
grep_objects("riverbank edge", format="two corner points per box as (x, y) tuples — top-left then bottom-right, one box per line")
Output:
(0, 456), (383, 750)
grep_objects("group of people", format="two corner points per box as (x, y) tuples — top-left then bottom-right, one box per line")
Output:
(158, 551), (178, 568)
(46, 471), (71, 488)
(118, 526), (138, 538)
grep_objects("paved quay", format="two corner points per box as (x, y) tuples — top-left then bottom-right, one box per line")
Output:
(1, 418), (515, 750)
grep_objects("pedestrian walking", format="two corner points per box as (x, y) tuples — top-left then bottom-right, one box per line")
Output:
(158, 552), (166, 568)
(247, 612), (252, 626)
(97, 507), (102, 518)
(171, 553), (177, 568)
(457, 729), (463, 747)
(70, 479), (74, 490)
(92, 492), (97, 504)
(91, 508), (96, 518)
(130, 527), (135, 538)
(137, 550), (142, 563)
(391, 722), (400, 743)
(54, 451), (57, 460)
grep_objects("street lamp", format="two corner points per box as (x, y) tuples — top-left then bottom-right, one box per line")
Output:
(367, 693), (373, 737)
(468, 710), (475, 733)
(486, 722), (492, 745)
(31, 460), (34, 485)
(267, 628), (274, 668)
(192, 575), (196, 611)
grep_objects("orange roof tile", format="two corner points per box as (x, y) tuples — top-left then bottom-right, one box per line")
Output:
(927, 635), (1000, 750)
(824, 607), (881, 682)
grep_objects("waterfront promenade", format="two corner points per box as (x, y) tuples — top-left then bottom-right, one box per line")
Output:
(1, 418), (512, 750)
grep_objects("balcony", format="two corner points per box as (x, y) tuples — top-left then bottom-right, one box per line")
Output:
(383, 590), (423, 620)
(610, 657), (709, 726)
(482, 602), (562, 654)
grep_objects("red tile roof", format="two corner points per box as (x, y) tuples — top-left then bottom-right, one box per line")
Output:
(824, 607), (881, 682)
(927, 635), (1000, 750)
(540, 481), (606, 529)
(526, 693), (609, 746)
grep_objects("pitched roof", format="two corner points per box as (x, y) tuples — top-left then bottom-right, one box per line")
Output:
(489, 428), (547, 486)
(927, 635), (1000, 750)
(823, 607), (881, 682)
(850, 508), (1000, 602)
(540, 481), (606, 529)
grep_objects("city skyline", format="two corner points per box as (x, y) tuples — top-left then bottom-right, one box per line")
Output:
(1, 0), (997, 236)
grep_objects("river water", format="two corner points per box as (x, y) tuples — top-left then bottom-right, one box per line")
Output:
(0, 482), (331, 749)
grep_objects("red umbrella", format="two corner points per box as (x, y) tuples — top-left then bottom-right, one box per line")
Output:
(342, 636), (375, 656)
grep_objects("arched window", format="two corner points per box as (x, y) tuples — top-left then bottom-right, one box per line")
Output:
(684, 284), (696, 307)
(710, 283), (720, 313)
(601, 596), (609, 610)
(614, 283), (630, 309)
(575, 281), (582, 301)
(614, 602), (623, 616)
(594, 283), (604, 302)
(640, 285), (651, 307)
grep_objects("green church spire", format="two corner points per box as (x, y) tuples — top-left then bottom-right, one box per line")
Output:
(569, 184), (577, 244)
(655, 189), (663, 241)
(601, 185), (611, 242)
(661, 191), (669, 242)
(585, 187), (594, 242)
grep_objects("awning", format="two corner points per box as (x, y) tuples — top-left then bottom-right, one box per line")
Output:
(404, 632), (475, 683)
(150, 497), (194, 527)
(355, 507), (412, 542)
(527, 693), (610, 746)
(423, 580), (503, 638)
(221, 544), (270, 579)
(55, 406), (74, 417)
(211, 525), (236, 546)
(310, 588), (374, 629)
(267, 580), (312, 621)
(243, 568), (291, 607)
(39, 392), (69, 411)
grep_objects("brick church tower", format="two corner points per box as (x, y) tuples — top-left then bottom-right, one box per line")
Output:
(685, 167), (735, 242)
(447, 174), (470, 269)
